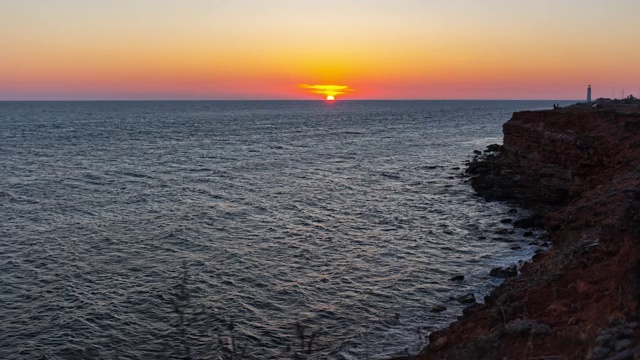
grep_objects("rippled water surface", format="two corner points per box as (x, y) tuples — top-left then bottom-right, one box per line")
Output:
(1, 101), (568, 359)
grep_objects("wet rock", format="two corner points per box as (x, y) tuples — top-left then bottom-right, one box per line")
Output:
(466, 161), (493, 175)
(500, 218), (513, 224)
(485, 144), (504, 153)
(450, 275), (464, 281)
(430, 305), (447, 313)
(473, 150), (482, 155)
(490, 265), (518, 278)
(513, 216), (541, 229)
(456, 293), (476, 304)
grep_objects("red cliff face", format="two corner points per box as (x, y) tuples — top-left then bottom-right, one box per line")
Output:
(416, 106), (640, 360)
(504, 107), (640, 202)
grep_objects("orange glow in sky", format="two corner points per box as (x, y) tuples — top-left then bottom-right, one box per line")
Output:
(1, 1), (640, 100)
(300, 85), (354, 99)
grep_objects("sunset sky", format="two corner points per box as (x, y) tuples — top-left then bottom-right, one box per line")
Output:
(2, 0), (639, 100)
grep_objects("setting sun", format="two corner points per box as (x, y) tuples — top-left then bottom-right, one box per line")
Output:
(300, 84), (354, 100)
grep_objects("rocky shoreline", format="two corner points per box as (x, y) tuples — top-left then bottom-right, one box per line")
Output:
(399, 103), (640, 359)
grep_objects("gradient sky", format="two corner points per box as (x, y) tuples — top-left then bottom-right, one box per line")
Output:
(2, 0), (639, 100)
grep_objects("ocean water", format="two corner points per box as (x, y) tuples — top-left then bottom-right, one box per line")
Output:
(0, 100), (571, 359)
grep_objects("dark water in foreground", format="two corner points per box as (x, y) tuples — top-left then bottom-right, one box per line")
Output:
(0, 100), (573, 359)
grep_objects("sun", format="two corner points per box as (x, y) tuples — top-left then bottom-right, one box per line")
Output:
(299, 84), (353, 100)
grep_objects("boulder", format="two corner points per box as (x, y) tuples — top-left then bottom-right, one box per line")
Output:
(490, 264), (518, 278)
(485, 144), (505, 153)
(513, 216), (541, 229)
(456, 293), (476, 304)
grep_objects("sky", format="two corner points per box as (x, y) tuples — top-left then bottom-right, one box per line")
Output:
(1, 0), (639, 100)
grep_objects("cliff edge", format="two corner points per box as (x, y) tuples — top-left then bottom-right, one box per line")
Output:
(417, 104), (640, 359)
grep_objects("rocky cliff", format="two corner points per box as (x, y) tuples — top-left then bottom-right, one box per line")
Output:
(415, 105), (640, 359)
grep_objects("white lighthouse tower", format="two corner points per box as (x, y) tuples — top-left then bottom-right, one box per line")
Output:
(587, 85), (592, 103)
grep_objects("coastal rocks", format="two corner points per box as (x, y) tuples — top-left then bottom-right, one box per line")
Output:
(513, 215), (542, 229)
(489, 265), (517, 278)
(467, 138), (571, 207)
(415, 106), (640, 360)
(456, 293), (476, 304)
(484, 144), (504, 153)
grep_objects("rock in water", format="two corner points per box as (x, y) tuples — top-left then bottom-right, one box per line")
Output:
(513, 216), (540, 229)
(489, 264), (518, 278)
(456, 293), (476, 304)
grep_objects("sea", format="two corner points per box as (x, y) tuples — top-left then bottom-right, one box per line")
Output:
(0, 100), (574, 359)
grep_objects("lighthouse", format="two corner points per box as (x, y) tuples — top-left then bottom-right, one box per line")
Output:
(587, 85), (592, 103)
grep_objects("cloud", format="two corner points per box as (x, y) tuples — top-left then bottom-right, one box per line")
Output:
(299, 84), (355, 97)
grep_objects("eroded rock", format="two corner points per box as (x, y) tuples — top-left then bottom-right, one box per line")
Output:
(489, 265), (517, 278)
(456, 293), (476, 304)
